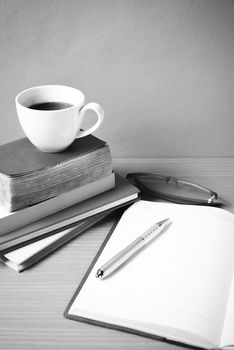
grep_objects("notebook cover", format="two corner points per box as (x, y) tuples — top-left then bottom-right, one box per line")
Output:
(0, 134), (105, 176)
(63, 217), (167, 345)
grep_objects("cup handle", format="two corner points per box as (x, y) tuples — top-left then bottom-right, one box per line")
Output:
(76, 102), (104, 138)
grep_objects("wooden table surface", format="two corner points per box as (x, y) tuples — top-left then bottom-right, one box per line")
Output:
(1, 158), (233, 350)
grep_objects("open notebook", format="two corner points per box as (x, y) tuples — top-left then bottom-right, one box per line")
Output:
(65, 200), (234, 349)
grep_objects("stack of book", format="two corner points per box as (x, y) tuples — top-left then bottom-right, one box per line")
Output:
(0, 135), (139, 272)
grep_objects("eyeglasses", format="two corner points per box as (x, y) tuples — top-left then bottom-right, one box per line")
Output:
(126, 173), (223, 207)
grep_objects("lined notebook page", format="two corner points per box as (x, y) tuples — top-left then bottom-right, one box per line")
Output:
(68, 201), (234, 348)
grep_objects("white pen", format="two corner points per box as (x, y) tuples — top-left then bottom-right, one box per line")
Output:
(96, 218), (171, 279)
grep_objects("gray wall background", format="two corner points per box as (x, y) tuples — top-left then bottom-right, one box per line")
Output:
(0, 0), (233, 157)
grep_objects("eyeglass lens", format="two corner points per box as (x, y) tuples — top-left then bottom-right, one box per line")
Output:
(141, 177), (210, 201)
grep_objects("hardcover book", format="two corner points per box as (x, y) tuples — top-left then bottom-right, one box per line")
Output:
(0, 134), (112, 211)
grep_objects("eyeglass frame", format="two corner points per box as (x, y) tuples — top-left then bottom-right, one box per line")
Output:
(126, 173), (222, 207)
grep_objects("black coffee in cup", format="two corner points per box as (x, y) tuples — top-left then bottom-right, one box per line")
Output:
(28, 101), (73, 111)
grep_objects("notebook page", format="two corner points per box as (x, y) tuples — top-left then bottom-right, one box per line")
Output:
(220, 272), (234, 347)
(69, 201), (234, 347)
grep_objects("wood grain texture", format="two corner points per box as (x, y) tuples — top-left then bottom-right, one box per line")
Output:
(1, 158), (233, 350)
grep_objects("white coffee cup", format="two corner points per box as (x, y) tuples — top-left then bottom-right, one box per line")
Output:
(15, 85), (104, 153)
